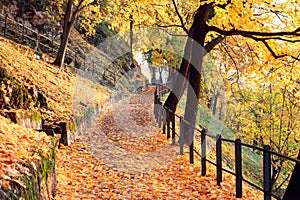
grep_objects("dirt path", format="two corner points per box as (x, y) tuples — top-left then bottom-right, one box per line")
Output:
(54, 90), (260, 199)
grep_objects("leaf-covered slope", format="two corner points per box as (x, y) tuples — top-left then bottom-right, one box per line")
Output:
(0, 37), (110, 122)
(0, 115), (55, 199)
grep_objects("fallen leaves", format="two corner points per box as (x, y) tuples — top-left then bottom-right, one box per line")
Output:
(55, 90), (262, 199)
(0, 37), (110, 122)
(0, 115), (53, 192)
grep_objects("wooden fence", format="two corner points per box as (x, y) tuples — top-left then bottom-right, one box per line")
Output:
(0, 13), (78, 63)
(154, 85), (300, 200)
(0, 13), (123, 86)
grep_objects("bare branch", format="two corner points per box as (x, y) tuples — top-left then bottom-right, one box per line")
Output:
(204, 35), (224, 53)
(156, 24), (187, 29)
(263, 37), (300, 43)
(171, 0), (189, 34)
(261, 40), (287, 59)
(70, 0), (86, 24)
(209, 25), (300, 37)
(246, 35), (300, 61)
(156, 27), (187, 37)
(208, 25), (300, 61)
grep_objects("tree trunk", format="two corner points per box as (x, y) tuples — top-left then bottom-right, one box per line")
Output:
(212, 93), (220, 115)
(181, 4), (212, 145)
(163, 33), (193, 115)
(283, 150), (300, 200)
(53, 25), (72, 69)
(53, 0), (74, 69)
(163, 3), (213, 124)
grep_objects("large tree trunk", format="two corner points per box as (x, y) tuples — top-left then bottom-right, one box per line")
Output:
(163, 31), (193, 115)
(181, 4), (212, 145)
(163, 3), (213, 124)
(283, 150), (300, 200)
(53, 0), (76, 69)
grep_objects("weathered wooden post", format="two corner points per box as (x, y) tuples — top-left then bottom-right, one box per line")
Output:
(179, 116), (184, 155)
(216, 134), (222, 186)
(171, 112), (176, 145)
(167, 114), (170, 139)
(201, 128), (207, 176)
(190, 141), (194, 164)
(263, 145), (272, 200)
(4, 14), (8, 37)
(235, 139), (243, 198)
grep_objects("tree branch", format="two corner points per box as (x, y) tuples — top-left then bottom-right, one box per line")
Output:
(70, 0), (86, 24)
(156, 27), (187, 37)
(208, 26), (300, 61)
(204, 35), (224, 53)
(171, 0), (189, 34)
(263, 37), (300, 43)
(215, 0), (232, 9)
(156, 24), (187, 29)
(209, 25), (300, 37)
(246, 35), (300, 61)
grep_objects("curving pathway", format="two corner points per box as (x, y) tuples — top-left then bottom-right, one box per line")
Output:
(54, 89), (260, 200)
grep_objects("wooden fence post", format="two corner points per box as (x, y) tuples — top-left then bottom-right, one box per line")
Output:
(158, 102), (162, 128)
(263, 145), (272, 200)
(201, 128), (207, 176)
(4, 14), (7, 37)
(21, 20), (25, 44)
(171, 112), (176, 145)
(190, 141), (194, 164)
(235, 139), (243, 198)
(179, 116), (184, 155)
(167, 114), (170, 139)
(154, 89), (158, 120)
(216, 134), (222, 186)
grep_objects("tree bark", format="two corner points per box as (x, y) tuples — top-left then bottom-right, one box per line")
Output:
(53, 0), (73, 69)
(53, 25), (72, 69)
(53, 0), (80, 70)
(181, 4), (212, 145)
(283, 150), (300, 200)
(163, 3), (213, 124)
(163, 31), (193, 116)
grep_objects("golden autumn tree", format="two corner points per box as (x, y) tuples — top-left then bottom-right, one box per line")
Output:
(216, 35), (300, 196)
(107, 0), (300, 197)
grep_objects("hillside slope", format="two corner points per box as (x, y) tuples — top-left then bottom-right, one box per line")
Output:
(0, 36), (111, 198)
(0, 36), (110, 125)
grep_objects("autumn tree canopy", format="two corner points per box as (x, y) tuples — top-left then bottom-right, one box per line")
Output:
(107, 0), (299, 197)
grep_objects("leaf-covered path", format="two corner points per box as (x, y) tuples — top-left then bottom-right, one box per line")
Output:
(54, 89), (260, 199)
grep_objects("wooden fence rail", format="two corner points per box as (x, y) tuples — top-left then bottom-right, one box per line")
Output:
(154, 85), (300, 200)
(0, 13), (77, 62)
(0, 13), (123, 85)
